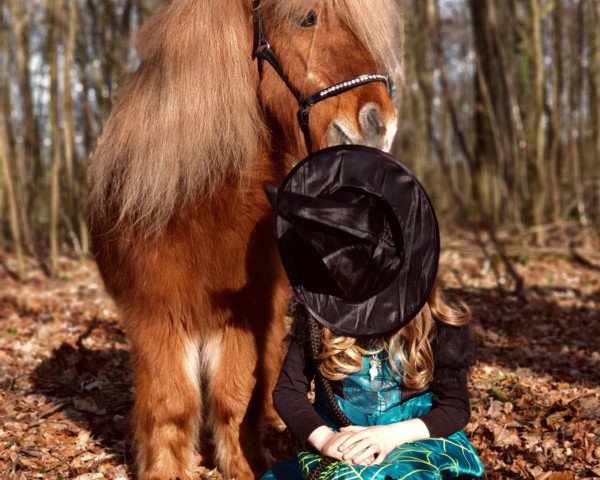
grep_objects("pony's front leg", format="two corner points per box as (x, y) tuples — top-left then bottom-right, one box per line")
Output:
(127, 312), (201, 480)
(208, 325), (271, 480)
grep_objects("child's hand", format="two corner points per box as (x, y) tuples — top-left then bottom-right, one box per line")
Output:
(336, 425), (396, 465)
(307, 426), (355, 462)
(338, 419), (430, 465)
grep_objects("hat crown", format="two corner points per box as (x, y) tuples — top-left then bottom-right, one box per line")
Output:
(276, 187), (404, 303)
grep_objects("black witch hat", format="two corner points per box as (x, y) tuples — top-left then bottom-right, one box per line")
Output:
(266, 145), (440, 337)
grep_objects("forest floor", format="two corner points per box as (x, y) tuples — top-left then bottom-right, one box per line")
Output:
(0, 239), (599, 479)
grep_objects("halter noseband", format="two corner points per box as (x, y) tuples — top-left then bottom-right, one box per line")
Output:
(252, 0), (391, 153)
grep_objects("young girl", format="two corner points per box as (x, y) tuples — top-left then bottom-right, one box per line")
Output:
(262, 145), (485, 479)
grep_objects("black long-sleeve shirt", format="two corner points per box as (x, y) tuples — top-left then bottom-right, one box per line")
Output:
(273, 319), (474, 444)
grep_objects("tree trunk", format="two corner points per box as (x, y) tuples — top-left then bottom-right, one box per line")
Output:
(0, 42), (24, 272)
(395, 0), (430, 181)
(47, 0), (63, 276)
(7, 0), (38, 250)
(568, 1), (590, 240)
(7, 0), (40, 176)
(0, 120), (24, 276)
(548, 0), (564, 228)
(529, 0), (547, 244)
(470, 0), (523, 228)
(63, 0), (77, 227)
(591, 3), (600, 233)
(75, 9), (100, 257)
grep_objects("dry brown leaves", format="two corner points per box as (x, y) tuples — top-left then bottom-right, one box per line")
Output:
(0, 242), (599, 479)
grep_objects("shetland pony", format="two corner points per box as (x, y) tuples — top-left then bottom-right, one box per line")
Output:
(88, 1), (403, 478)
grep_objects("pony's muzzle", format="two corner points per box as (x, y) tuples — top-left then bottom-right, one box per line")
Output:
(327, 103), (397, 152)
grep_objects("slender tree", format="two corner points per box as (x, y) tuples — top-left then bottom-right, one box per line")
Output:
(470, 0), (525, 228)
(0, 61), (24, 275)
(568, 0), (590, 238)
(0, 6), (25, 276)
(548, 0), (564, 228)
(0, 120), (24, 276)
(591, 2), (600, 232)
(529, 0), (547, 244)
(63, 0), (77, 225)
(47, 0), (63, 276)
(7, 0), (38, 252)
(7, 0), (40, 174)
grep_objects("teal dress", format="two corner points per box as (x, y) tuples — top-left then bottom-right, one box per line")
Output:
(262, 352), (484, 480)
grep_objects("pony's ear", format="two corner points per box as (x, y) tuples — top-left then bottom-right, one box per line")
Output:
(89, 0), (266, 235)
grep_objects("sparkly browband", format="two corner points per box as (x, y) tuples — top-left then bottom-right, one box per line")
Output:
(308, 74), (390, 105)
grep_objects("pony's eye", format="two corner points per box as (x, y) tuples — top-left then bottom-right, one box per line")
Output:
(300, 11), (318, 28)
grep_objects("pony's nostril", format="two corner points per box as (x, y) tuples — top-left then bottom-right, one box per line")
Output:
(329, 122), (354, 145)
(360, 105), (386, 137)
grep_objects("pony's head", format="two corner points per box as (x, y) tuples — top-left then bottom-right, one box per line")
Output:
(258, 0), (403, 156)
(88, 0), (403, 234)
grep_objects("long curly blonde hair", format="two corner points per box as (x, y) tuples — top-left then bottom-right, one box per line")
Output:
(318, 287), (470, 390)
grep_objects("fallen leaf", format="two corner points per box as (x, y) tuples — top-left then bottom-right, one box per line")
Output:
(545, 409), (570, 429)
(74, 398), (106, 415)
(535, 473), (575, 480)
(569, 394), (599, 419)
(491, 425), (521, 448)
(487, 400), (504, 419)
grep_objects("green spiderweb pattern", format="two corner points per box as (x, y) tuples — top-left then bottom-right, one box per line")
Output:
(298, 431), (484, 480)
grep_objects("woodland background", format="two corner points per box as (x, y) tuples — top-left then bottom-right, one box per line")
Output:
(0, 0), (599, 479)
(0, 0), (599, 275)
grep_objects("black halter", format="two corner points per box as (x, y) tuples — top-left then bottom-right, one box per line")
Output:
(252, 0), (391, 153)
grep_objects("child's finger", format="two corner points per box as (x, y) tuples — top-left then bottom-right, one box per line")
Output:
(328, 432), (354, 453)
(323, 436), (351, 461)
(339, 425), (364, 433)
(352, 446), (378, 465)
(338, 431), (370, 452)
(371, 451), (388, 465)
(342, 439), (372, 461)
(362, 455), (376, 466)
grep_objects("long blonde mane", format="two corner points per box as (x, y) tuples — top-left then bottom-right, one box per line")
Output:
(88, 0), (403, 234)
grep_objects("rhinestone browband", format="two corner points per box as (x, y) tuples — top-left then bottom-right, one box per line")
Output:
(317, 74), (389, 99)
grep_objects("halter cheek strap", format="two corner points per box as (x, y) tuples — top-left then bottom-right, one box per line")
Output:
(253, 0), (305, 101)
(252, 0), (391, 153)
